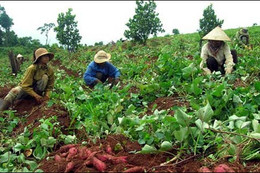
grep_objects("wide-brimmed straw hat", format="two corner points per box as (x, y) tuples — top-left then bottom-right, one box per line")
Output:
(34, 48), (54, 64)
(94, 50), (111, 63)
(202, 26), (231, 41)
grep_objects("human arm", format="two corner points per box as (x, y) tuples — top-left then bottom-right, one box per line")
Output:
(223, 44), (235, 74)
(44, 67), (55, 99)
(107, 62), (120, 79)
(200, 44), (211, 75)
(20, 65), (42, 99)
(83, 63), (100, 86)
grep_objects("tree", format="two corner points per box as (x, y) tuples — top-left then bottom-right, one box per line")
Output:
(172, 28), (180, 35)
(37, 23), (55, 45)
(124, 0), (164, 44)
(198, 4), (224, 39)
(54, 8), (82, 52)
(0, 5), (14, 46)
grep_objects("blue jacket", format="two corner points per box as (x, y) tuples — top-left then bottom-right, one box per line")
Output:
(83, 61), (120, 85)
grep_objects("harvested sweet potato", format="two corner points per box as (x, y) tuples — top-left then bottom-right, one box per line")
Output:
(96, 154), (108, 162)
(113, 156), (127, 164)
(66, 147), (78, 161)
(198, 166), (211, 172)
(92, 156), (106, 172)
(214, 164), (235, 172)
(64, 161), (74, 173)
(54, 154), (62, 162)
(59, 144), (77, 152)
(61, 152), (68, 157)
(106, 144), (113, 154)
(101, 154), (127, 164)
(123, 166), (145, 173)
(78, 146), (88, 160)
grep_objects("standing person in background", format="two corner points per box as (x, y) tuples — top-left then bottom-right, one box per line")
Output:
(83, 50), (120, 89)
(0, 48), (55, 111)
(200, 26), (237, 75)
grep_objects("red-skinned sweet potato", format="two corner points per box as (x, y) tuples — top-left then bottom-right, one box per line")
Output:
(101, 154), (127, 164)
(106, 145), (113, 154)
(123, 166), (145, 173)
(59, 144), (77, 152)
(92, 157), (106, 172)
(96, 154), (108, 162)
(60, 152), (68, 157)
(54, 154), (62, 162)
(198, 166), (211, 172)
(66, 147), (78, 161)
(78, 146), (88, 160)
(214, 164), (235, 172)
(64, 161), (74, 173)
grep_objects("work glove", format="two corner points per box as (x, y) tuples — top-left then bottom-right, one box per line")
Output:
(225, 68), (232, 74)
(204, 68), (211, 75)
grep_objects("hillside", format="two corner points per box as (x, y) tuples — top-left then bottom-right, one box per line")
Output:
(0, 26), (259, 172)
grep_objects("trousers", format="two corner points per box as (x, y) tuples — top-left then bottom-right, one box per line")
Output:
(4, 74), (48, 103)
(206, 49), (237, 74)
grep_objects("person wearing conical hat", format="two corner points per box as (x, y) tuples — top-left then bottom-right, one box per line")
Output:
(200, 26), (237, 75)
(16, 53), (24, 66)
(234, 27), (249, 47)
(83, 50), (120, 89)
(0, 48), (55, 111)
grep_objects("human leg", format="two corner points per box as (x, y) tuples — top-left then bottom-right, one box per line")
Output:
(0, 86), (26, 111)
(206, 56), (219, 73)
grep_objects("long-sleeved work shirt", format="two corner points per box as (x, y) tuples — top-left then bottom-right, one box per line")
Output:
(200, 42), (235, 74)
(83, 61), (120, 86)
(19, 64), (55, 97)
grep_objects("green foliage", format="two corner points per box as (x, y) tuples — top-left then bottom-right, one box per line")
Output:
(94, 41), (103, 46)
(172, 28), (180, 35)
(124, 0), (165, 44)
(0, 5), (16, 46)
(198, 4), (224, 38)
(37, 23), (55, 45)
(54, 8), (82, 52)
(0, 5), (13, 32)
(0, 25), (259, 171)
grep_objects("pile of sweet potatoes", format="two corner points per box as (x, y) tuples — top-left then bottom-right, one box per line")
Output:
(53, 144), (141, 172)
(198, 164), (235, 172)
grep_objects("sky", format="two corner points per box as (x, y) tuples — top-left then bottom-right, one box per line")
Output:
(0, 1), (259, 46)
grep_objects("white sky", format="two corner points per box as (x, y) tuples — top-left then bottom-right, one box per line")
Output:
(0, 1), (259, 46)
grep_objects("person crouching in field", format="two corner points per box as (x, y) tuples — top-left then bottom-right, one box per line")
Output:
(0, 48), (55, 111)
(83, 50), (120, 89)
(200, 26), (237, 75)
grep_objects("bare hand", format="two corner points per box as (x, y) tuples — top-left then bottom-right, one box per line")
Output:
(96, 79), (102, 84)
(34, 95), (43, 104)
(42, 95), (49, 102)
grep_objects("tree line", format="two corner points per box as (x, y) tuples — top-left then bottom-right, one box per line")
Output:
(0, 1), (224, 52)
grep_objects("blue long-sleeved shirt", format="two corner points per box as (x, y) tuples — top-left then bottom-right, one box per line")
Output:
(83, 61), (120, 85)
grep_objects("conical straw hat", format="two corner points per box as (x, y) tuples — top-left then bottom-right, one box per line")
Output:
(202, 26), (231, 41)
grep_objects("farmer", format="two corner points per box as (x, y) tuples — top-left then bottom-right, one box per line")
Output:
(200, 26), (237, 75)
(16, 54), (24, 65)
(234, 28), (250, 47)
(0, 48), (55, 111)
(83, 50), (120, 89)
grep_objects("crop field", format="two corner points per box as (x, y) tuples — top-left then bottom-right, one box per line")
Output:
(0, 26), (259, 172)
